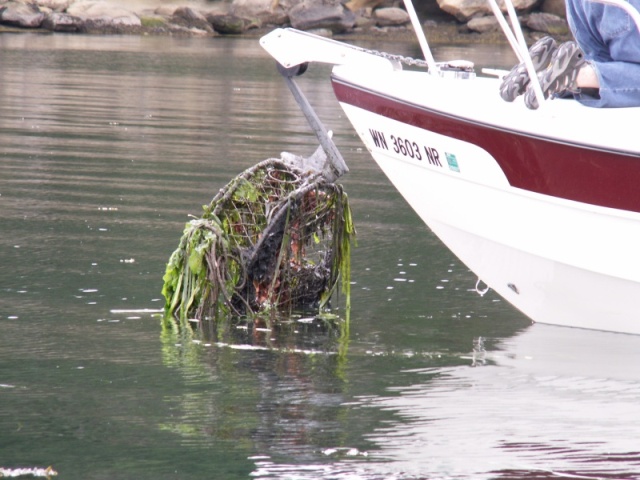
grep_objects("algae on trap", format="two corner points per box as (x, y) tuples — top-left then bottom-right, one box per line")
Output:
(161, 158), (355, 328)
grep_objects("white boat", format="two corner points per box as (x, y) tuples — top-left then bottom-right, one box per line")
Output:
(260, 0), (640, 334)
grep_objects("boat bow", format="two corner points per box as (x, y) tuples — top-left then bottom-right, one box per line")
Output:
(260, 23), (640, 334)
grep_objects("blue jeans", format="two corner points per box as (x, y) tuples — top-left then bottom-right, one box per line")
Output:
(566, 0), (640, 107)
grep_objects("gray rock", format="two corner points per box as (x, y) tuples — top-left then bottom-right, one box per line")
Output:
(0, 2), (45, 28)
(354, 14), (375, 28)
(230, 0), (289, 26)
(372, 7), (409, 26)
(541, 0), (566, 18)
(526, 11), (568, 35)
(437, 0), (539, 22)
(288, 2), (356, 33)
(207, 13), (253, 34)
(66, 1), (141, 27)
(466, 15), (499, 32)
(344, 0), (386, 12)
(154, 5), (179, 17)
(42, 12), (82, 31)
(34, 0), (73, 12)
(171, 6), (213, 32)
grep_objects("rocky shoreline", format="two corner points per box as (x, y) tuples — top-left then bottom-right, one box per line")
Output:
(0, 0), (573, 45)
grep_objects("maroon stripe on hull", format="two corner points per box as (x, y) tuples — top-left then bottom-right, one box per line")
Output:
(332, 77), (640, 214)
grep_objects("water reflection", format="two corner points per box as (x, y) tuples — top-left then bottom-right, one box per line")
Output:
(247, 324), (640, 479)
(159, 317), (352, 460)
(359, 324), (640, 479)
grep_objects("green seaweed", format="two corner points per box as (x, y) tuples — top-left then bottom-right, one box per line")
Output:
(161, 159), (355, 329)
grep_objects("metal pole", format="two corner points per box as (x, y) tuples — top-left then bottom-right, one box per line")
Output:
(402, 0), (438, 73)
(503, 0), (546, 108)
(278, 63), (349, 182)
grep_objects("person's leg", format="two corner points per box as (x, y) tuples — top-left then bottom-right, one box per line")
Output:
(576, 65), (599, 88)
(567, 0), (640, 107)
(576, 61), (640, 107)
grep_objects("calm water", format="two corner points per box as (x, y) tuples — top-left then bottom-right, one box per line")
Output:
(2, 33), (640, 480)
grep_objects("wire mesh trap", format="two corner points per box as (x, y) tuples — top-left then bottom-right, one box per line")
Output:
(161, 156), (355, 327)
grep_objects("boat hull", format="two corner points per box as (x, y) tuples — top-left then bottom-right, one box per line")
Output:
(332, 69), (640, 334)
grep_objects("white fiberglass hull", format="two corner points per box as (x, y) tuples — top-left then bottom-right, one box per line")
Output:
(333, 69), (640, 334)
(360, 139), (640, 332)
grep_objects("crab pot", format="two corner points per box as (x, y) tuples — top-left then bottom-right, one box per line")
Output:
(161, 159), (355, 327)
